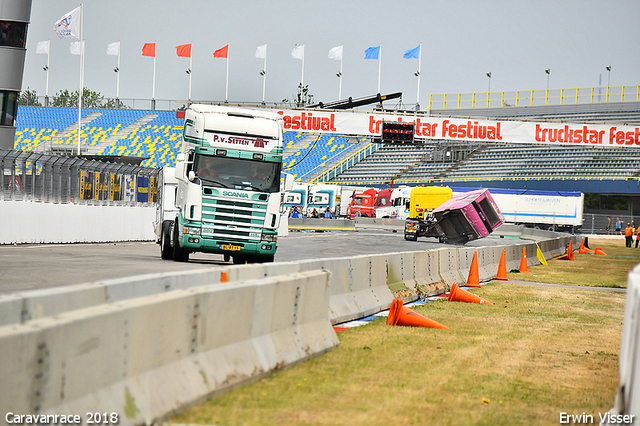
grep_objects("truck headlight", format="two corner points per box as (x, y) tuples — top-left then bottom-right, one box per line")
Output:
(261, 233), (277, 243)
(183, 226), (201, 235)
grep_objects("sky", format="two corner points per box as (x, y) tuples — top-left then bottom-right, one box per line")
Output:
(21, 0), (640, 108)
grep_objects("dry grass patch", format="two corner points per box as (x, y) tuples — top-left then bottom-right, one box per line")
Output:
(510, 237), (640, 288)
(173, 282), (626, 426)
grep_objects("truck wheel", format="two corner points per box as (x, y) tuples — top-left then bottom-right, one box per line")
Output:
(224, 254), (231, 262)
(160, 220), (173, 260)
(232, 255), (246, 264)
(172, 220), (190, 262)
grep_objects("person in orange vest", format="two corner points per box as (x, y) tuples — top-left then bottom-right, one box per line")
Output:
(625, 223), (634, 247)
(635, 225), (640, 248)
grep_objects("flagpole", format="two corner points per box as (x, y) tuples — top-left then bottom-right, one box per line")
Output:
(77, 3), (83, 155)
(188, 41), (192, 103)
(262, 43), (267, 104)
(301, 43), (305, 88)
(225, 43), (229, 103)
(116, 40), (120, 102)
(377, 44), (382, 95)
(45, 39), (50, 107)
(416, 42), (422, 110)
(338, 44), (343, 100)
(152, 41), (156, 110)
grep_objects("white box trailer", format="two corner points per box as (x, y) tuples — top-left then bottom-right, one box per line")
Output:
(451, 187), (584, 231)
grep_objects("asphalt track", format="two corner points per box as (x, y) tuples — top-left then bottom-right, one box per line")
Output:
(0, 229), (526, 294)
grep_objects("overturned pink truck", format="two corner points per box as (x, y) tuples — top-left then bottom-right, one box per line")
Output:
(404, 188), (505, 245)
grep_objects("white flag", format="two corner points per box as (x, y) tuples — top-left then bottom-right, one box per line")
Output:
(36, 40), (50, 55)
(70, 41), (82, 55)
(328, 45), (343, 61)
(255, 43), (267, 59)
(291, 44), (304, 60)
(107, 41), (120, 56)
(54, 6), (81, 39)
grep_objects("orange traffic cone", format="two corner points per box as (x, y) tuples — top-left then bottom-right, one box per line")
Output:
(594, 248), (607, 255)
(557, 241), (574, 260)
(386, 299), (449, 329)
(221, 271), (228, 283)
(466, 251), (481, 287)
(579, 238), (593, 254)
(447, 282), (494, 305)
(495, 249), (508, 281)
(519, 247), (529, 273)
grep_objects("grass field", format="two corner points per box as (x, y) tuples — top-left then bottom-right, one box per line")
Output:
(171, 238), (638, 426)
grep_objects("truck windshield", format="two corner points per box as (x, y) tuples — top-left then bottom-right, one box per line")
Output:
(194, 155), (281, 193)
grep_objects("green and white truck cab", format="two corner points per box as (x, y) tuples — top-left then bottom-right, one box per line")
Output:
(156, 105), (292, 264)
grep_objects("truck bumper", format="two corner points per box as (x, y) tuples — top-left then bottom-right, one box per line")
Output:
(178, 233), (277, 257)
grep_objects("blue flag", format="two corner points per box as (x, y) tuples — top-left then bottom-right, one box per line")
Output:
(364, 46), (380, 60)
(403, 45), (420, 59)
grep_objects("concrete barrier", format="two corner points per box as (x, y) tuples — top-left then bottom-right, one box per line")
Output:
(438, 247), (464, 286)
(0, 270), (338, 426)
(477, 247), (497, 281)
(493, 223), (526, 237)
(605, 264), (640, 423)
(1, 233), (571, 328)
(288, 218), (354, 231)
(413, 250), (441, 288)
(0, 269), (229, 327)
(386, 252), (417, 290)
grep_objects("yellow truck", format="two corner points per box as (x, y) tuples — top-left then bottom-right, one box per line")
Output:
(404, 186), (453, 241)
(408, 186), (453, 220)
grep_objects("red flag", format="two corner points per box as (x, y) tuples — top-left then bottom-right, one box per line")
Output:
(213, 44), (229, 58)
(176, 43), (192, 58)
(142, 42), (156, 57)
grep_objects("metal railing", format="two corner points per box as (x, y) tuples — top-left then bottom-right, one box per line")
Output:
(0, 148), (160, 205)
(428, 85), (640, 110)
(312, 142), (379, 183)
(583, 213), (640, 235)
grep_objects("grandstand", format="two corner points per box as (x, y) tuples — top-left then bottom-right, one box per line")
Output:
(15, 107), (183, 168)
(12, 100), (640, 195)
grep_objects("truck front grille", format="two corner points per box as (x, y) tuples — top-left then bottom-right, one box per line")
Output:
(200, 191), (268, 242)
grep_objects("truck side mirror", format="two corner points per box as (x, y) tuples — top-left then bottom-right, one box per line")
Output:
(283, 173), (294, 192)
(174, 153), (187, 180)
(188, 170), (196, 181)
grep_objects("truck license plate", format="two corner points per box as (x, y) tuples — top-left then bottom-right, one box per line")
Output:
(220, 244), (241, 251)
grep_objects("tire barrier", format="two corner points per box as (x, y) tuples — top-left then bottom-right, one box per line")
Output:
(0, 270), (338, 426)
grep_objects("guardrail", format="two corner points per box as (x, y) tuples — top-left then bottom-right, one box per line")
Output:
(312, 142), (379, 183)
(428, 85), (640, 110)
